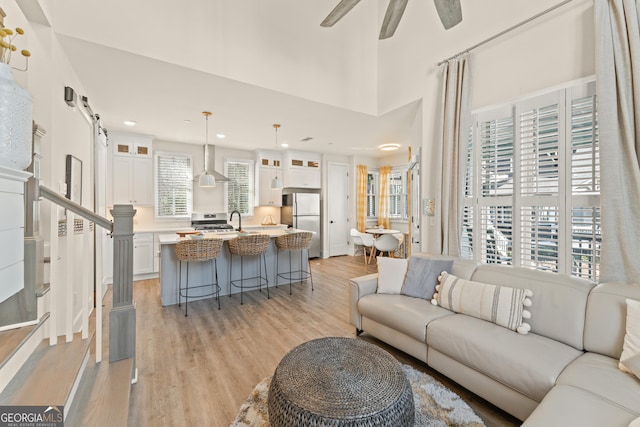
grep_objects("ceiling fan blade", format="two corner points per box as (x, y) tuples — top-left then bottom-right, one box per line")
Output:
(433, 0), (462, 30)
(379, 0), (409, 40)
(321, 0), (362, 27)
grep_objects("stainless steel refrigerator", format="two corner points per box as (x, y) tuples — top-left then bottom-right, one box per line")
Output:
(281, 192), (321, 258)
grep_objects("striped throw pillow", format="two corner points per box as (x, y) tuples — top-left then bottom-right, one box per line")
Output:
(432, 272), (533, 335)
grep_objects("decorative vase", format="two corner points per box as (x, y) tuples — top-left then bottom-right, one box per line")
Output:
(0, 62), (32, 170)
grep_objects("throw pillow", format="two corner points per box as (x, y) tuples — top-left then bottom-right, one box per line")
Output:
(376, 257), (408, 294)
(629, 416), (640, 427)
(400, 257), (454, 300)
(432, 272), (533, 335)
(619, 298), (640, 379)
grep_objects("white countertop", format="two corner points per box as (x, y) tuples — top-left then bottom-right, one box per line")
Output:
(158, 229), (308, 245)
(135, 224), (288, 234)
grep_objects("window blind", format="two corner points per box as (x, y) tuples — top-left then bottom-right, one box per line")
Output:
(225, 159), (254, 216)
(155, 153), (192, 218)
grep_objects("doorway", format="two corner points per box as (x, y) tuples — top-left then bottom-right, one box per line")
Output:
(327, 162), (349, 256)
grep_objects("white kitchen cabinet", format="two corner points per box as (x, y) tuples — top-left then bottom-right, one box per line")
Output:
(113, 156), (153, 206)
(134, 233), (154, 275)
(282, 151), (321, 189)
(257, 166), (282, 206)
(113, 134), (152, 158)
(255, 150), (283, 206)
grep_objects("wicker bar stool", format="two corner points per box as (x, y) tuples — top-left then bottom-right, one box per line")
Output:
(275, 231), (314, 295)
(228, 234), (270, 305)
(175, 238), (223, 316)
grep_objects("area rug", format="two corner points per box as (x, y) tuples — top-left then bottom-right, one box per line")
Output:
(230, 364), (486, 427)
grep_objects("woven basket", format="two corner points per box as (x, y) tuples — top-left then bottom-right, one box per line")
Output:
(176, 238), (223, 262)
(275, 232), (313, 251)
(228, 234), (270, 256)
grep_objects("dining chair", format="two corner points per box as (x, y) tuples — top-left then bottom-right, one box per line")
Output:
(350, 228), (375, 264)
(393, 233), (405, 258)
(373, 234), (400, 259)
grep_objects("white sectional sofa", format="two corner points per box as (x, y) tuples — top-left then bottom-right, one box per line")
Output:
(348, 254), (640, 426)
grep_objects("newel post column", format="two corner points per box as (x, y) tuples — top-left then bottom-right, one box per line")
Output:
(109, 205), (137, 374)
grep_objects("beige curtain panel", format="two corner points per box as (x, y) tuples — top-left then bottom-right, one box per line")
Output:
(595, 0), (640, 283)
(438, 55), (472, 257)
(378, 166), (391, 229)
(356, 164), (368, 232)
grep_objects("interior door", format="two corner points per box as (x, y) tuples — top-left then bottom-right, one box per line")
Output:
(328, 163), (349, 256)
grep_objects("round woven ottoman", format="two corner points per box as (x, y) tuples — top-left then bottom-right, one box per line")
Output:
(268, 337), (414, 426)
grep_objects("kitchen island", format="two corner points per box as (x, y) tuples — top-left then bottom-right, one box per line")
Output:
(157, 229), (311, 306)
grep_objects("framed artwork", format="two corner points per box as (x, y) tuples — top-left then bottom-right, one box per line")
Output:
(65, 155), (82, 204)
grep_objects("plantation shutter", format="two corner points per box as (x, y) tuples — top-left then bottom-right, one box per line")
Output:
(518, 93), (562, 272)
(155, 153), (192, 218)
(477, 108), (514, 264)
(569, 82), (600, 280)
(464, 80), (600, 279)
(225, 159), (255, 216)
(461, 127), (474, 258)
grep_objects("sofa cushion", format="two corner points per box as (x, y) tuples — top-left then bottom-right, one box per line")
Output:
(522, 384), (639, 427)
(411, 253), (478, 280)
(471, 264), (595, 350)
(621, 299), (640, 378)
(376, 257), (407, 294)
(358, 294), (454, 342)
(631, 417), (640, 427)
(584, 283), (640, 358)
(427, 313), (582, 402)
(433, 272), (533, 334)
(557, 352), (640, 414)
(400, 256), (453, 300)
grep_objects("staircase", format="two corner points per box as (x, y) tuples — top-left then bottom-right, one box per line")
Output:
(0, 289), (133, 425)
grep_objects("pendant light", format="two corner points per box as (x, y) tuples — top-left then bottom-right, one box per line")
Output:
(199, 111), (216, 187)
(271, 124), (283, 189)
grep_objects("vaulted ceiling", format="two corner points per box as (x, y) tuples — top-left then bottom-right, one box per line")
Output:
(45, 0), (569, 156)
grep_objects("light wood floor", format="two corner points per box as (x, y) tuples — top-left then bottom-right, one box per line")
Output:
(128, 256), (520, 427)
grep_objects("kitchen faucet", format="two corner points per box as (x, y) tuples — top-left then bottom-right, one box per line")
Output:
(229, 210), (242, 232)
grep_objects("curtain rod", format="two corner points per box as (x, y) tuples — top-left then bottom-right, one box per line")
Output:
(437, 0), (574, 66)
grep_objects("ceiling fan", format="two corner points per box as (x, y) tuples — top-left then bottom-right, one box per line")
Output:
(321, 0), (462, 39)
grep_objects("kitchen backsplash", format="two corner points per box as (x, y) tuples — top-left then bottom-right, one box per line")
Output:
(128, 206), (282, 231)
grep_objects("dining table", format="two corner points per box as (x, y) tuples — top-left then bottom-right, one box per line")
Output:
(365, 228), (401, 236)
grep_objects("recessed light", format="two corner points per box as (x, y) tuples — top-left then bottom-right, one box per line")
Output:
(378, 143), (400, 151)
(216, 133), (226, 139)
(184, 119), (191, 124)
(123, 120), (136, 126)
(281, 143), (289, 148)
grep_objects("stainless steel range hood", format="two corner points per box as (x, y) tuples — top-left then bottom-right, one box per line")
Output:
(194, 144), (232, 183)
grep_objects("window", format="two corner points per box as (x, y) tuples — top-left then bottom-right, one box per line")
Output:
(155, 152), (193, 219)
(224, 158), (255, 216)
(366, 171), (378, 218)
(463, 80), (600, 281)
(389, 168), (408, 220)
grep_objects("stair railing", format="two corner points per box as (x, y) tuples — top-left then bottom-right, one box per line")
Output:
(38, 185), (136, 375)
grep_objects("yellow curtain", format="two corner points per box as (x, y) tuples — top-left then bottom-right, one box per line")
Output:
(378, 165), (391, 229)
(356, 165), (368, 232)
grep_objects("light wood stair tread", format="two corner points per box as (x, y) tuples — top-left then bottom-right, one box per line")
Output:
(0, 325), (34, 369)
(0, 333), (91, 406)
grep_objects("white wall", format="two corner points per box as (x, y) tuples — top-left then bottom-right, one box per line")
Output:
(5, 0), (100, 334)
